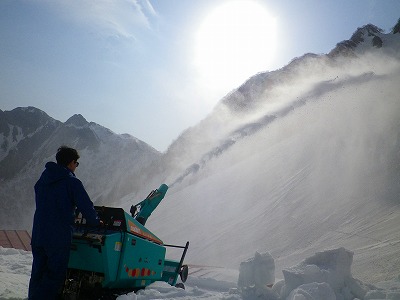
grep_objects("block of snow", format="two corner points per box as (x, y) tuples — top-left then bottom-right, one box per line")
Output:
(280, 247), (373, 299)
(287, 282), (336, 300)
(282, 248), (353, 293)
(240, 285), (280, 300)
(345, 276), (369, 299)
(238, 251), (275, 288)
(271, 279), (285, 295)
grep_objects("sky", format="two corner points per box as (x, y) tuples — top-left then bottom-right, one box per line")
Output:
(0, 0), (399, 151)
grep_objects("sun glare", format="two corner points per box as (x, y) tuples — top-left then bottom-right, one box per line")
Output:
(194, 0), (277, 93)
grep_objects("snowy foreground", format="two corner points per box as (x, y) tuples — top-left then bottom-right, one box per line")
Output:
(1, 246), (400, 300)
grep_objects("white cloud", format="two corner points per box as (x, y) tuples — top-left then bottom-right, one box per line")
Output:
(40, 0), (157, 39)
(141, 0), (158, 18)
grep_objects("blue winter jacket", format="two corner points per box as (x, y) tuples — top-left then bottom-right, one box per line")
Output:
(31, 162), (99, 248)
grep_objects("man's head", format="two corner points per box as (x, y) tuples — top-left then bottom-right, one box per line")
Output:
(56, 146), (80, 172)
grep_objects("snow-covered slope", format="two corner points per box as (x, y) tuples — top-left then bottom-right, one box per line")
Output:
(139, 27), (400, 284)
(162, 24), (400, 187)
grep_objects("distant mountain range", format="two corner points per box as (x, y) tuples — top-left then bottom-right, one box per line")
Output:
(2, 21), (400, 283)
(0, 107), (162, 228)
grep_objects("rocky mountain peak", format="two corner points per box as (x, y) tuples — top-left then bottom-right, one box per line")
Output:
(392, 18), (400, 34)
(350, 24), (383, 44)
(65, 114), (88, 127)
(1, 107), (53, 136)
(328, 23), (385, 58)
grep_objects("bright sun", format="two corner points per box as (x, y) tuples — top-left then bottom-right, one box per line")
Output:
(195, 0), (277, 93)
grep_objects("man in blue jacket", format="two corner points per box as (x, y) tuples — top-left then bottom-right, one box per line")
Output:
(29, 146), (100, 300)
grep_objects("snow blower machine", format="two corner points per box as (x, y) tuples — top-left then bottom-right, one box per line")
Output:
(62, 184), (189, 300)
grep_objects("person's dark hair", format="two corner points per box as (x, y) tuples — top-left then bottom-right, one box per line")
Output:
(56, 146), (80, 167)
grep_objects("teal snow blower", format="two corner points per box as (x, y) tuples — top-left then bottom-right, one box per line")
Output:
(62, 184), (189, 300)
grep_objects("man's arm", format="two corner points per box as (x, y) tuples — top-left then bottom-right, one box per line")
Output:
(70, 178), (100, 226)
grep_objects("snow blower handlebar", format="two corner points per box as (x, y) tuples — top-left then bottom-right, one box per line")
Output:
(163, 241), (190, 284)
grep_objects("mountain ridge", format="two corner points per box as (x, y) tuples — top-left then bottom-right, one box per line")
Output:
(0, 106), (161, 228)
(162, 23), (400, 187)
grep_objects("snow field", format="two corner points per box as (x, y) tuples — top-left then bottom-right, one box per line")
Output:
(1, 246), (400, 300)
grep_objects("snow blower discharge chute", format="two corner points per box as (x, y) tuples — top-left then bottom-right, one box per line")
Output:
(62, 184), (189, 300)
